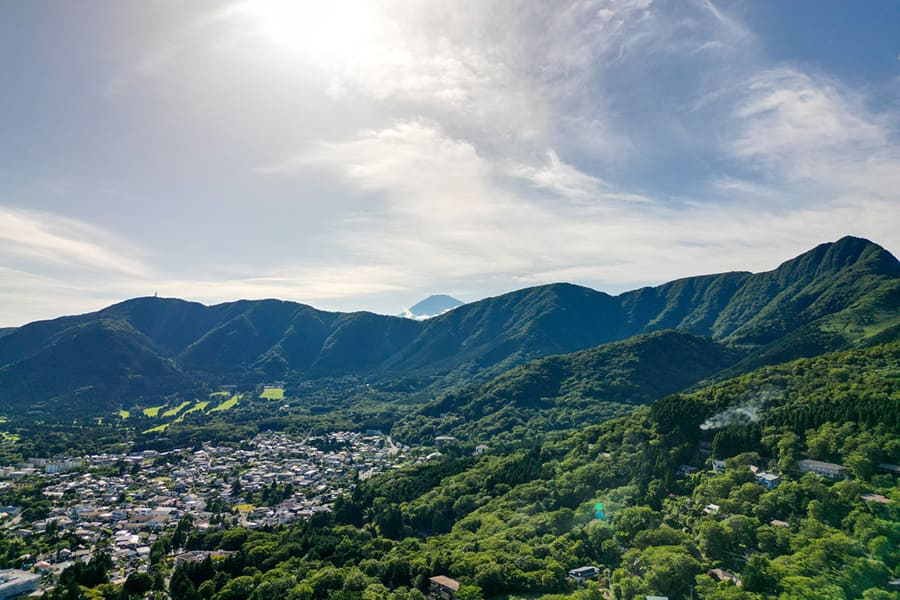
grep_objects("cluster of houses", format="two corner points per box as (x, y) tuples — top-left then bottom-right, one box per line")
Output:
(0, 431), (408, 595)
(704, 456), (856, 487)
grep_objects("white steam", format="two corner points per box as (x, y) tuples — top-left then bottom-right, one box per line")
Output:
(700, 386), (783, 430)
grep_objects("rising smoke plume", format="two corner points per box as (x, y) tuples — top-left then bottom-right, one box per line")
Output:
(699, 386), (783, 430)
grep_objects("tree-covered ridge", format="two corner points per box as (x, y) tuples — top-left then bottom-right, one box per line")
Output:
(391, 330), (741, 446)
(0, 236), (896, 418)
(659, 341), (900, 440)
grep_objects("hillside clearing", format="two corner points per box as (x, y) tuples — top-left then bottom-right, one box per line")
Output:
(143, 405), (166, 418)
(162, 401), (191, 418)
(209, 394), (240, 413)
(260, 387), (284, 400)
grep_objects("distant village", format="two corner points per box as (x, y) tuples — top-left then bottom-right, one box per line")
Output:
(0, 431), (414, 597)
(0, 429), (894, 599)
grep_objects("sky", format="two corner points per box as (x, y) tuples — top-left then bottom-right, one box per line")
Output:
(1, 0), (898, 326)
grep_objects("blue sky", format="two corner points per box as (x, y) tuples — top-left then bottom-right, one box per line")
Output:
(1, 0), (898, 326)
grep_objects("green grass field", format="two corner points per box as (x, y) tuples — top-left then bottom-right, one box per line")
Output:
(175, 400), (210, 422)
(117, 409), (130, 419)
(142, 423), (169, 434)
(162, 401), (191, 418)
(138, 391), (250, 436)
(143, 404), (166, 418)
(209, 394), (241, 413)
(260, 387), (284, 400)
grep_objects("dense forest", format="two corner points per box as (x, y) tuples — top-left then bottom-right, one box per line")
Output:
(0, 238), (896, 599)
(7, 341), (893, 600)
(0, 237), (896, 418)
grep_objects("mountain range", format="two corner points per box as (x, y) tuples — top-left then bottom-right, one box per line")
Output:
(0, 236), (897, 416)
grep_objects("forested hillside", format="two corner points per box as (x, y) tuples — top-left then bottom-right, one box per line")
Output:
(391, 330), (741, 446)
(0, 237), (896, 417)
(21, 341), (895, 600)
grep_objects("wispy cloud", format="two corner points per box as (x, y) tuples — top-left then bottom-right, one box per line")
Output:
(0, 208), (149, 276)
(257, 117), (897, 303)
(0, 208), (157, 325)
(141, 265), (411, 308)
(508, 150), (608, 201)
(4, 1), (898, 325)
(728, 68), (890, 174)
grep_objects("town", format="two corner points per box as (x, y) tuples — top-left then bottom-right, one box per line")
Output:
(0, 431), (411, 596)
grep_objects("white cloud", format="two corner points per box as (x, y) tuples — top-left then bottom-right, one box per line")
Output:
(0, 208), (149, 276)
(5, 1), (898, 326)
(509, 150), (607, 201)
(0, 267), (122, 327)
(0, 208), (157, 325)
(256, 118), (898, 308)
(729, 68), (889, 171)
(143, 265), (410, 308)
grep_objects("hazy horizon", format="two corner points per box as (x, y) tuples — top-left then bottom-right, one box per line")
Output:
(2, 1), (898, 326)
(2, 234), (892, 327)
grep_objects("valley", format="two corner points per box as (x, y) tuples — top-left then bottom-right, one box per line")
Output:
(0, 237), (896, 600)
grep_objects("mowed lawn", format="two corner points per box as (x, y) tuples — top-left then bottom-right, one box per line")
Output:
(175, 401), (210, 422)
(142, 423), (169, 434)
(138, 393), (243, 436)
(142, 404), (166, 418)
(209, 394), (241, 413)
(260, 387), (284, 400)
(162, 401), (191, 418)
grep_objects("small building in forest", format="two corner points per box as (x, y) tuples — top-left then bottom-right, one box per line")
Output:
(428, 575), (460, 600)
(708, 568), (742, 586)
(568, 565), (600, 583)
(755, 471), (781, 489)
(796, 459), (847, 479)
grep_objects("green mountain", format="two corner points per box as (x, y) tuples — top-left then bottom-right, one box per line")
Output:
(391, 330), (742, 445)
(0, 319), (195, 416)
(389, 236), (898, 379)
(622, 236), (899, 343)
(0, 236), (896, 416)
(145, 341), (899, 600)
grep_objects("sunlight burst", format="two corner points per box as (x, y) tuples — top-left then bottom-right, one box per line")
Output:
(245, 0), (382, 66)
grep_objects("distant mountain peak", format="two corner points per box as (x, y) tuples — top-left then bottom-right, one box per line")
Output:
(402, 294), (464, 320)
(0, 237), (896, 418)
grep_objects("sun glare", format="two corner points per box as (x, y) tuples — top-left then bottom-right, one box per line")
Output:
(247, 0), (381, 66)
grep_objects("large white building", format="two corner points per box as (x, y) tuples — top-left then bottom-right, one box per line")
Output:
(796, 459), (848, 479)
(0, 570), (41, 599)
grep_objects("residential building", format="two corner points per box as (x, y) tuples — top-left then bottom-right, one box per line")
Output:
(708, 568), (742, 586)
(0, 570), (41, 599)
(755, 471), (781, 489)
(861, 493), (891, 504)
(796, 459), (848, 479)
(567, 566), (600, 583)
(428, 575), (460, 600)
